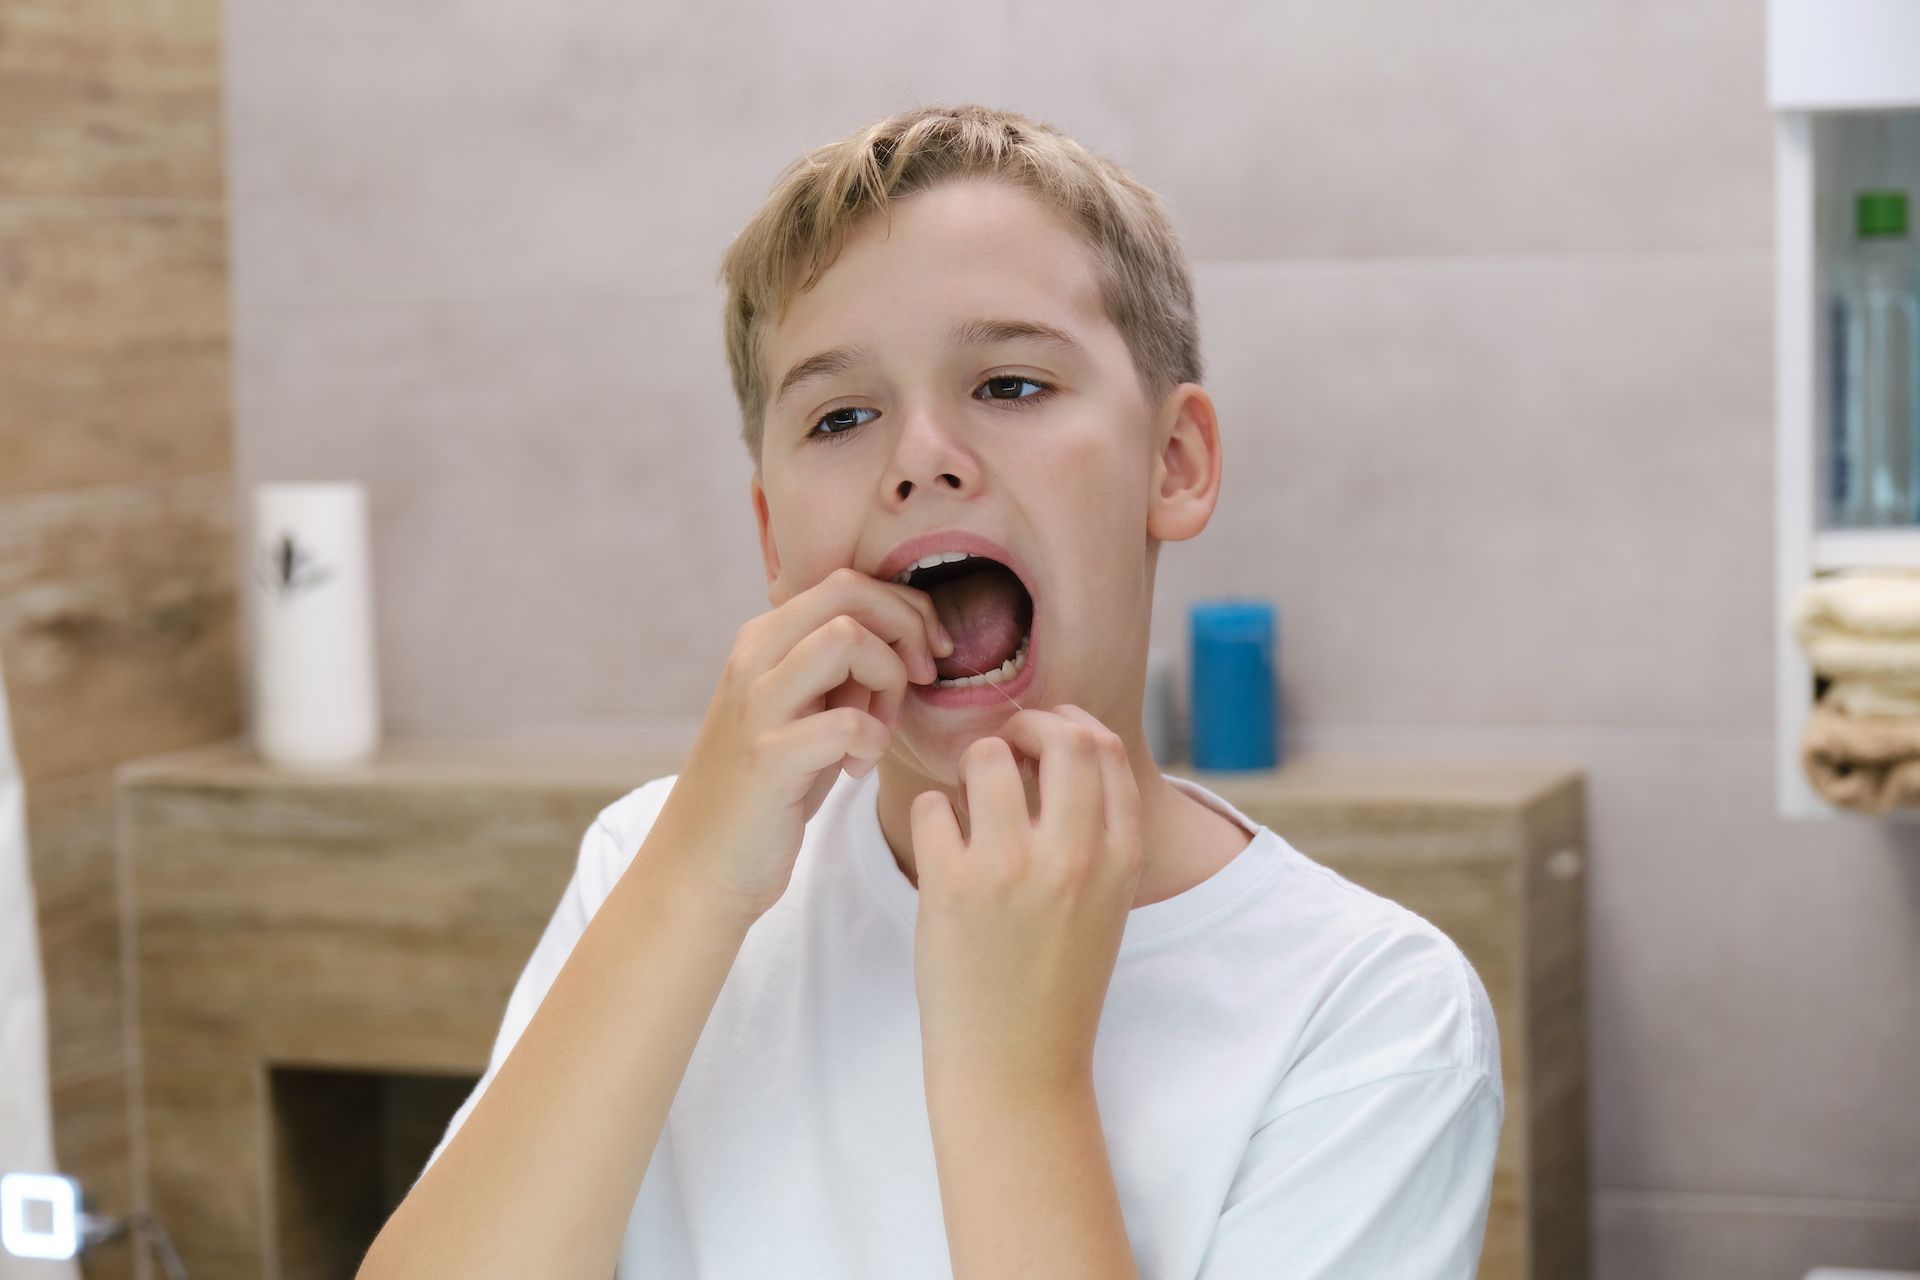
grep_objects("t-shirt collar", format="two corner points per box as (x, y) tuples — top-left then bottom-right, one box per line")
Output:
(845, 767), (1283, 949)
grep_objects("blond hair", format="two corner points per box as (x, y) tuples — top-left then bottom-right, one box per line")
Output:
(717, 103), (1203, 468)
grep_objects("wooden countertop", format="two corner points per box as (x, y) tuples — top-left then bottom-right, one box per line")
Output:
(116, 733), (1580, 810)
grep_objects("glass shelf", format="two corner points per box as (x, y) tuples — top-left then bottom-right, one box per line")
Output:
(1811, 527), (1920, 571)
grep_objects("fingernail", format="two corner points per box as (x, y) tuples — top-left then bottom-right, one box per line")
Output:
(937, 626), (955, 655)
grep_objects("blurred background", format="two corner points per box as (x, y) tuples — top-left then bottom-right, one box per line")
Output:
(2, 1), (1917, 1278)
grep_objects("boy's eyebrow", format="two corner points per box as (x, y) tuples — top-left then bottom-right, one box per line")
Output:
(772, 317), (1085, 409)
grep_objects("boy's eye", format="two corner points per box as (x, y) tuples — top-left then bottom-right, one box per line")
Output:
(978, 375), (1046, 401)
(806, 375), (1054, 443)
(812, 406), (878, 438)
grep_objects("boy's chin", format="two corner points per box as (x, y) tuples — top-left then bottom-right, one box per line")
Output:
(885, 708), (1021, 777)
(882, 728), (1040, 816)
(900, 694), (1021, 734)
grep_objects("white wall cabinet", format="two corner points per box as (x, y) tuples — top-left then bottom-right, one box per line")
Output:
(1770, 0), (1920, 817)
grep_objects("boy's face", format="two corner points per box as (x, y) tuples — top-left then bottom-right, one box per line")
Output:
(749, 176), (1191, 774)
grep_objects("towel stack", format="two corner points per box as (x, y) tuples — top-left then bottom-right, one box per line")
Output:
(1791, 568), (1920, 814)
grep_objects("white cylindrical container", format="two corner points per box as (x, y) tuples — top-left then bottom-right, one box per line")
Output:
(247, 482), (381, 768)
(1143, 645), (1177, 766)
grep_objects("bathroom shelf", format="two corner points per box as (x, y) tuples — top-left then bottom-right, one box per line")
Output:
(1810, 528), (1920, 572)
(1769, 0), (1920, 818)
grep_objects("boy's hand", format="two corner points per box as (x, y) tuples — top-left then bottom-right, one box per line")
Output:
(909, 705), (1145, 1099)
(647, 567), (952, 925)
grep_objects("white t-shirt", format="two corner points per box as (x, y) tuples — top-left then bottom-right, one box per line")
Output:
(423, 766), (1505, 1278)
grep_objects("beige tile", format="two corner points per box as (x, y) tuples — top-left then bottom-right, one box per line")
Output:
(224, 0), (1012, 304)
(1288, 722), (1920, 1206)
(0, 0), (224, 201)
(1595, 1191), (1920, 1280)
(1005, 0), (1771, 260)
(237, 252), (1777, 739)
(0, 473), (244, 782)
(233, 291), (766, 732)
(50, 1061), (137, 1280)
(0, 208), (232, 496)
(1171, 251), (1773, 732)
(1577, 740), (1920, 1204)
(39, 893), (127, 1081)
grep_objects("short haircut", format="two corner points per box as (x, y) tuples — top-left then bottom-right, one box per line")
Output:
(718, 103), (1204, 469)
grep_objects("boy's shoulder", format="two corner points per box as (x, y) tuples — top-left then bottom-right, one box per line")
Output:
(1256, 836), (1504, 1112)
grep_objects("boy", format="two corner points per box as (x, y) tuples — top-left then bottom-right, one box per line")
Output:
(361, 104), (1503, 1279)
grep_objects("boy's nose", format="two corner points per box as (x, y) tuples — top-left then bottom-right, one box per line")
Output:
(886, 409), (979, 497)
(895, 472), (963, 499)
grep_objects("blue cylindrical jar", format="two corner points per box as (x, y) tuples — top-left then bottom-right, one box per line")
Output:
(1189, 599), (1277, 770)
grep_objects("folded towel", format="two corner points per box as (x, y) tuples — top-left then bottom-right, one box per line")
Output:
(1791, 567), (1920, 637)
(1801, 699), (1920, 814)
(1824, 678), (1920, 718)
(1790, 571), (1920, 681)
(1797, 627), (1920, 682)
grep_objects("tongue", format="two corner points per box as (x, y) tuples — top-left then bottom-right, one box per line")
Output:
(926, 565), (1027, 680)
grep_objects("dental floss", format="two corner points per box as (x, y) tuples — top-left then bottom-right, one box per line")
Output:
(933, 655), (1026, 712)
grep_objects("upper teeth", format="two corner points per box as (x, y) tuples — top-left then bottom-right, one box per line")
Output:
(891, 550), (978, 584)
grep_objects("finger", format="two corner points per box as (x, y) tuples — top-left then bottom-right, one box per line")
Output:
(909, 788), (964, 888)
(958, 735), (1031, 852)
(885, 577), (955, 663)
(821, 667), (873, 721)
(997, 709), (1101, 848)
(761, 704), (891, 779)
(783, 567), (948, 681)
(826, 659), (903, 738)
(819, 675), (879, 776)
(870, 680), (904, 734)
(758, 614), (909, 729)
(1051, 705), (1140, 844)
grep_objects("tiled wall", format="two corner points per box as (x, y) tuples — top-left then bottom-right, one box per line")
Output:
(223, 1), (1920, 1277)
(0, 1), (241, 1277)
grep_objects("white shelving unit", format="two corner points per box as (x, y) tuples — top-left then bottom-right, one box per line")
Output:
(1770, 0), (1920, 818)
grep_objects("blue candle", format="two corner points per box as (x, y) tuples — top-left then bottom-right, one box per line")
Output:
(1189, 599), (1277, 771)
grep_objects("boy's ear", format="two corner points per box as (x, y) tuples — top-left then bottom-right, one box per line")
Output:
(1145, 382), (1222, 544)
(750, 471), (786, 606)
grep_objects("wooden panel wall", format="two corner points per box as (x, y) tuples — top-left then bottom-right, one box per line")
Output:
(0, 2), (239, 1277)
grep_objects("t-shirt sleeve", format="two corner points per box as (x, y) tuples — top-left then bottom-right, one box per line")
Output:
(412, 777), (674, 1186)
(1195, 914), (1506, 1279)
(1193, 1063), (1503, 1278)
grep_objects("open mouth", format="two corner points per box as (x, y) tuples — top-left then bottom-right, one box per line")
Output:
(896, 553), (1035, 692)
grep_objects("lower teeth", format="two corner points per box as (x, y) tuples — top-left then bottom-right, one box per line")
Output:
(933, 632), (1030, 689)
